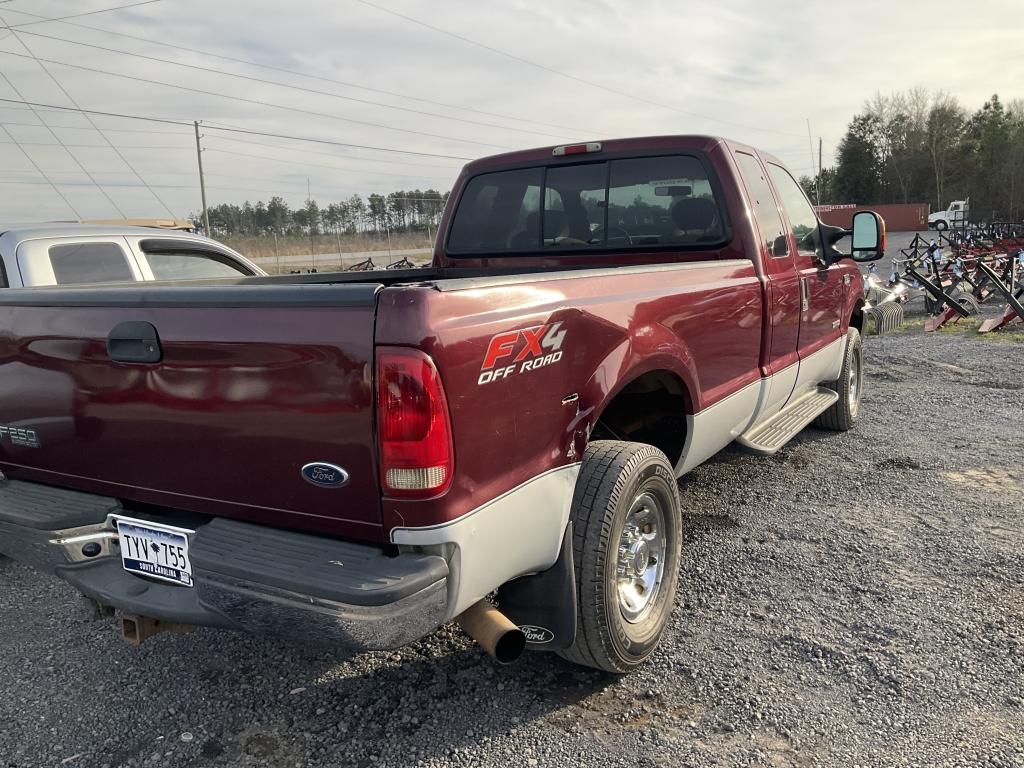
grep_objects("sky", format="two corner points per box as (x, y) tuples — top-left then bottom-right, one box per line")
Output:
(0, 0), (1022, 222)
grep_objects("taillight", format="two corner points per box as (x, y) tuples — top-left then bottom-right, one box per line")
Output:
(376, 347), (454, 499)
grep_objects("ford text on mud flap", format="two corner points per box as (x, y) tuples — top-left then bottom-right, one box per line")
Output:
(0, 135), (884, 673)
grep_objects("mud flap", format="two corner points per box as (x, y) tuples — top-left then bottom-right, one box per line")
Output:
(497, 522), (577, 652)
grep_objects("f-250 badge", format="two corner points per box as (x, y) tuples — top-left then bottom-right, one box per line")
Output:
(0, 425), (39, 448)
(478, 322), (566, 385)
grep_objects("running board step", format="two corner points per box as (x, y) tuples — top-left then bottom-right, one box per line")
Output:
(738, 387), (839, 454)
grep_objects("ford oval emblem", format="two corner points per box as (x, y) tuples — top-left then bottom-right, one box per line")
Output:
(519, 625), (555, 645)
(301, 462), (349, 488)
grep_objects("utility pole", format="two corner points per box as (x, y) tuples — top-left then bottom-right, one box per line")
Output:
(817, 137), (823, 206)
(806, 118), (819, 207)
(193, 121), (210, 235)
(307, 177), (316, 271)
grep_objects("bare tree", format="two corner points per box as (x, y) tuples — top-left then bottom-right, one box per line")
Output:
(926, 92), (966, 209)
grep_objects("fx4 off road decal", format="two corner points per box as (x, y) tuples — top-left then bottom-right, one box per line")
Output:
(478, 322), (566, 385)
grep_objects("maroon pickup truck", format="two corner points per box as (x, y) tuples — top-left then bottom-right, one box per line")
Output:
(0, 136), (884, 673)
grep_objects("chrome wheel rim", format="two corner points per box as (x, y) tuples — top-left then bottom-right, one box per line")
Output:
(616, 491), (667, 624)
(848, 348), (862, 417)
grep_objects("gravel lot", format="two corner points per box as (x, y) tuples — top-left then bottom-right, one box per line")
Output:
(2, 301), (1023, 768)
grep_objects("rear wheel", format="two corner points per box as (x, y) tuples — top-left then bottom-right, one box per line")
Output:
(558, 441), (682, 674)
(814, 328), (863, 432)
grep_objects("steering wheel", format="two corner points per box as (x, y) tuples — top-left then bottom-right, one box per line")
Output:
(591, 226), (633, 246)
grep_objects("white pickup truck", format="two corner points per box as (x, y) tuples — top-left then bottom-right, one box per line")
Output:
(928, 199), (969, 231)
(0, 223), (263, 288)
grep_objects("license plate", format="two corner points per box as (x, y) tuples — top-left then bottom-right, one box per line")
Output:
(115, 517), (194, 587)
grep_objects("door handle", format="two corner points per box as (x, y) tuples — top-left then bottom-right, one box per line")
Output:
(800, 277), (809, 312)
(107, 321), (162, 363)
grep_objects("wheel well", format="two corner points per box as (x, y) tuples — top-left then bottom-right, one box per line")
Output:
(590, 370), (690, 465)
(850, 299), (865, 335)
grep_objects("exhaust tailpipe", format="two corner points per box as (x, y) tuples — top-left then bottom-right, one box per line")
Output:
(456, 601), (526, 664)
(121, 614), (193, 646)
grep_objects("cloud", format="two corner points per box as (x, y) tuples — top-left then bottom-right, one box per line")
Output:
(0, 0), (1021, 220)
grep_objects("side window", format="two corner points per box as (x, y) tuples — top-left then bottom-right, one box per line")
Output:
(146, 250), (252, 280)
(48, 242), (134, 285)
(543, 163), (607, 247)
(768, 164), (821, 260)
(447, 168), (542, 253)
(608, 155), (724, 246)
(735, 152), (788, 258)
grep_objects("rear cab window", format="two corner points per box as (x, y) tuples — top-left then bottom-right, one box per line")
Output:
(47, 242), (135, 285)
(447, 154), (727, 256)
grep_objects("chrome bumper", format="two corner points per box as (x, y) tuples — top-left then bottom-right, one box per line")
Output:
(0, 481), (449, 651)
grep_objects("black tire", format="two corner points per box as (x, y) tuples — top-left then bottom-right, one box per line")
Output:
(935, 220), (948, 231)
(926, 290), (978, 316)
(558, 441), (682, 674)
(954, 291), (980, 315)
(814, 328), (863, 432)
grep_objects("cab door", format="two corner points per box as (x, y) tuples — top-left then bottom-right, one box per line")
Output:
(765, 163), (845, 385)
(733, 151), (801, 416)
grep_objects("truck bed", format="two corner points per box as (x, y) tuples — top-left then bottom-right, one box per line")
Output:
(0, 256), (755, 546)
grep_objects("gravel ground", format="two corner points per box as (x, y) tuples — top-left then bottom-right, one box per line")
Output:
(2, 310), (1022, 768)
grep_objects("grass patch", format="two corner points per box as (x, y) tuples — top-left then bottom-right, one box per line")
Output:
(219, 233), (432, 260)
(885, 314), (1024, 343)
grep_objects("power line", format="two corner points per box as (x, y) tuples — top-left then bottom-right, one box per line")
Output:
(0, 122), (80, 216)
(206, 131), (461, 170)
(203, 146), (456, 183)
(0, 99), (188, 126)
(0, 70), (126, 214)
(0, 167), (337, 186)
(0, 49), (515, 151)
(7, 0), (162, 28)
(8, 27), (574, 141)
(0, 178), (442, 199)
(0, 140), (190, 149)
(0, 117), (189, 136)
(0, 98), (475, 160)
(0, 12), (177, 216)
(0, 5), (598, 135)
(355, 0), (808, 139)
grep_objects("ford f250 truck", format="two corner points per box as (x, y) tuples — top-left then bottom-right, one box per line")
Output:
(0, 136), (884, 673)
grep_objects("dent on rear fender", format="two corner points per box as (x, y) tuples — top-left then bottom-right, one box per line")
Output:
(583, 327), (698, 424)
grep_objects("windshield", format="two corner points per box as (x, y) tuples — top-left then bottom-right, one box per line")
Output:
(447, 155), (725, 255)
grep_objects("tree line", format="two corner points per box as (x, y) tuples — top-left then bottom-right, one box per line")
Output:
(803, 90), (1024, 220)
(194, 189), (450, 237)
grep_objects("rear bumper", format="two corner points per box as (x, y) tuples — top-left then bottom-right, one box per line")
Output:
(0, 478), (448, 651)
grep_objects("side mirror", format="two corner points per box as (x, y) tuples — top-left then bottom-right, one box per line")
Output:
(850, 210), (886, 262)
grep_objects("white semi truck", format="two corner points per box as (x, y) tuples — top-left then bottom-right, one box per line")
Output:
(928, 199), (969, 231)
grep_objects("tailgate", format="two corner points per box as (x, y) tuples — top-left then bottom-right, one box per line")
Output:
(0, 283), (385, 542)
